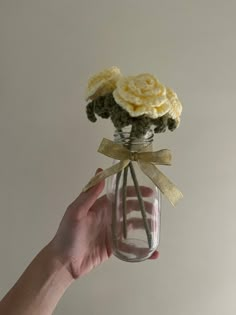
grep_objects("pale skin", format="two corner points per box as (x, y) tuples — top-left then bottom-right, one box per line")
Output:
(0, 169), (159, 315)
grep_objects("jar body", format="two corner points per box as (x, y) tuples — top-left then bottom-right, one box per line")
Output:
(107, 130), (161, 262)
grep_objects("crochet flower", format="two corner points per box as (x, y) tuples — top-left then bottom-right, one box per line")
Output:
(113, 73), (170, 119)
(166, 87), (182, 120)
(85, 66), (121, 101)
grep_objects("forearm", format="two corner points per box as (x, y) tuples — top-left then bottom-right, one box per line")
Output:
(0, 243), (74, 315)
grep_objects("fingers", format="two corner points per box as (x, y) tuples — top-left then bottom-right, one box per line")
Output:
(125, 218), (154, 231)
(68, 168), (105, 219)
(91, 185), (155, 213)
(122, 199), (156, 215)
(91, 199), (158, 235)
(122, 186), (154, 198)
(115, 218), (157, 240)
(115, 216), (158, 240)
(148, 251), (159, 260)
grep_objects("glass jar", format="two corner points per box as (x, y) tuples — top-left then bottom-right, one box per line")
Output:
(107, 129), (161, 262)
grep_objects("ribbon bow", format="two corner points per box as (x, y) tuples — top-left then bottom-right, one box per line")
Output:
(83, 138), (183, 206)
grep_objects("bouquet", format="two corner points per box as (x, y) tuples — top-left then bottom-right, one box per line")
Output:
(83, 66), (183, 262)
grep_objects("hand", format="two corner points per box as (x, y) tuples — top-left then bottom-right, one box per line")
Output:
(50, 169), (159, 280)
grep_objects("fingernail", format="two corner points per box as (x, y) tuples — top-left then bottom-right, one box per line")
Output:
(95, 168), (102, 175)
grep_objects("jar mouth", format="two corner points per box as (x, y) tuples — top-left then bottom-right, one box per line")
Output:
(114, 127), (154, 145)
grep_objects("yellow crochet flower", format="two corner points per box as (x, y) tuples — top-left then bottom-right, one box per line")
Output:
(113, 73), (170, 118)
(166, 87), (182, 119)
(86, 66), (121, 101)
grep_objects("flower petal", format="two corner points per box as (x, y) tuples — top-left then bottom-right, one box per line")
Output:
(85, 66), (121, 101)
(166, 87), (182, 119)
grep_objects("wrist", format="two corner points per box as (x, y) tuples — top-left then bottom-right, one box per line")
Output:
(44, 241), (75, 285)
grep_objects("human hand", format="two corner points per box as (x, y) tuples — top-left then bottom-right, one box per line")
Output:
(50, 169), (159, 280)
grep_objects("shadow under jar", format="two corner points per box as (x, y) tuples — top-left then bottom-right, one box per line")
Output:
(107, 128), (161, 262)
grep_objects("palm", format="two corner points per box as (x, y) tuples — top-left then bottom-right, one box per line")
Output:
(53, 194), (112, 278)
(70, 198), (112, 277)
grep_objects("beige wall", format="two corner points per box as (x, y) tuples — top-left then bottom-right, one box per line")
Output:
(1, 1), (236, 314)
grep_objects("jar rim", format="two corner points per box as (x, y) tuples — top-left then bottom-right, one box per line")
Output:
(114, 128), (154, 144)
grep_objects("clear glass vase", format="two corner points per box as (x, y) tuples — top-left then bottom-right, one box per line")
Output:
(107, 129), (161, 262)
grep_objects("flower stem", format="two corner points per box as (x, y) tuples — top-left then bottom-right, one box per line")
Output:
(114, 127), (153, 249)
(129, 162), (153, 248)
(122, 165), (129, 239)
(112, 171), (122, 245)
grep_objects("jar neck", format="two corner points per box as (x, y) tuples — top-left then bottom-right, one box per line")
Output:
(114, 128), (154, 150)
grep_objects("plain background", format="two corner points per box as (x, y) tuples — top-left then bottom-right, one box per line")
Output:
(0, 1), (236, 314)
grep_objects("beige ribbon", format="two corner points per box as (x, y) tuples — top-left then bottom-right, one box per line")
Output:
(83, 138), (183, 206)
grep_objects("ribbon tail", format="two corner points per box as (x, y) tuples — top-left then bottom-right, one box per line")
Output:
(82, 160), (130, 192)
(139, 161), (183, 206)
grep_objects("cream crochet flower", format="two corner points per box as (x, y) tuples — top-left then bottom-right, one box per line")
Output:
(166, 87), (182, 119)
(85, 66), (121, 101)
(113, 73), (170, 119)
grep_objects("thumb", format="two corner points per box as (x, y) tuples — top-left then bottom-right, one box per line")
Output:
(70, 168), (105, 219)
